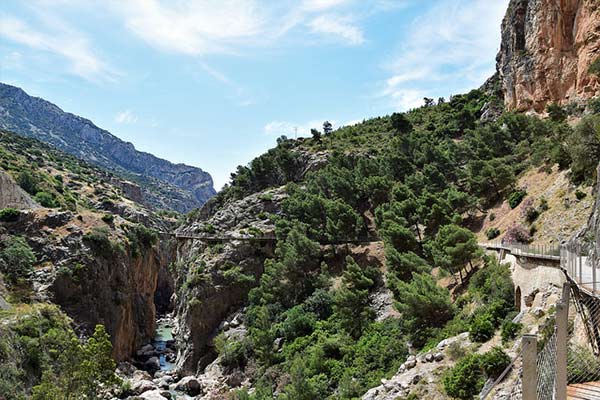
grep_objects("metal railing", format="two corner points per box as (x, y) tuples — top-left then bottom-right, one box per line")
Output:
(561, 242), (600, 295)
(479, 241), (561, 261)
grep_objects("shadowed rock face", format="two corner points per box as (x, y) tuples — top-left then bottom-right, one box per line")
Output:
(0, 170), (39, 210)
(0, 83), (216, 212)
(497, 0), (600, 112)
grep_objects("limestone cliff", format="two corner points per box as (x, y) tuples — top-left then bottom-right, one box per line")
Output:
(173, 188), (283, 374)
(497, 0), (600, 112)
(1, 209), (174, 361)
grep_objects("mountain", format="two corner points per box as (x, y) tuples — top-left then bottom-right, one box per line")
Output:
(0, 83), (216, 212)
(497, 0), (600, 112)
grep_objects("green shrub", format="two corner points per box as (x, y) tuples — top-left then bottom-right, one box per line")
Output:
(589, 56), (600, 76)
(280, 306), (316, 341)
(101, 214), (114, 224)
(489, 212), (496, 221)
(214, 334), (249, 370)
(481, 347), (510, 378)
(83, 227), (121, 258)
(16, 171), (38, 194)
(589, 97), (600, 114)
(469, 313), (495, 342)
(508, 190), (527, 209)
(546, 103), (567, 122)
(34, 191), (57, 208)
(486, 227), (500, 240)
(0, 236), (36, 282)
(501, 320), (522, 344)
(575, 190), (587, 200)
(442, 354), (484, 400)
(0, 208), (20, 222)
(220, 262), (255, 285)
(125, 224), (158, 258)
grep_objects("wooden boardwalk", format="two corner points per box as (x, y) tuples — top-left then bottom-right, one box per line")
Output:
(568, 382), (600, 399)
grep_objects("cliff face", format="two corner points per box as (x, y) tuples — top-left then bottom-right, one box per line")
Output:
(173, 188), (283, 374)
(0, 83), (216, 212)
(1, 209), (174, 361)
(0, 170), (39, 210)
(497, 0), (600, 112)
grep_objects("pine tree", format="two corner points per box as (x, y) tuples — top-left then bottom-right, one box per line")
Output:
(334, 256), (375, 338)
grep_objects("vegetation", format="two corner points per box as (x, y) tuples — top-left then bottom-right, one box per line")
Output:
(201, 87), (600, 397)
(442, 347), (510, 399)
(83, 227), (123, 258)
(0, 236), (36, 283)
(0, 207), (20, 222)
(0, 304), (118, 399)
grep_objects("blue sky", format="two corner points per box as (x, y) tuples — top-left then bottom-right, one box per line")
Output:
(0, 0), (509, 190)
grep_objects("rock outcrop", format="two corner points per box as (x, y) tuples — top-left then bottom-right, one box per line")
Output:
(173, 188), (283, 374)
(0, 170), (39, 209)
(1, 209), (174, 361)
(497, 0), (600, 112)
(0, 83), (216, 212)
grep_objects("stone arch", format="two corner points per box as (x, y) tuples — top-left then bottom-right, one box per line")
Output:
(515, 286), (522, 312)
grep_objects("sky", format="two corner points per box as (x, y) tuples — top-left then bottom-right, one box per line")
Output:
(0, 0), (509, 190)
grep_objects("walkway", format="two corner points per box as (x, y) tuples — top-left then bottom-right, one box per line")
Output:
(567, 382), (600, 400)
(172, 232), (383, 245)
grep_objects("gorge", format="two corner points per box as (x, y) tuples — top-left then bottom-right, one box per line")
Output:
(2, 0), (600, 399)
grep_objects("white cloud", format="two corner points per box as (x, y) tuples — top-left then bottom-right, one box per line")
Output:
(301, 0), (351, 12)
(307, 15), (365, 45)
(0, 14), (116, 82)
(110, 0), (368, 56)
(115, 110), (138, 124)
(379, 0), (509, 111)
(113, 0), (270, 56)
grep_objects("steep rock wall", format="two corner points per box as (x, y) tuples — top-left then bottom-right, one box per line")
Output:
(497, 0), (600, 112)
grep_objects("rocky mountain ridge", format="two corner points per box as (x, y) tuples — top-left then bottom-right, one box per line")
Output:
(0, 83), (216, 212)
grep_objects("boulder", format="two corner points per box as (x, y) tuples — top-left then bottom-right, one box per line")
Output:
(174, 376), (203, 396)
(131, 379), (156, 394)
(139, 389), (169, 400)
(144, 357), (160, 373)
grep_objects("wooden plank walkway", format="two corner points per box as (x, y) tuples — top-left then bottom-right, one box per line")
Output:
(568, 382), (600, 399)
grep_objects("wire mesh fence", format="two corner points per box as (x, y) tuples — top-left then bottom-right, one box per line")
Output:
(536, 329), (557, 400)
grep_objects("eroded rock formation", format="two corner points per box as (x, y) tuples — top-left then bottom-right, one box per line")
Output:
(498, 0), (600, 112)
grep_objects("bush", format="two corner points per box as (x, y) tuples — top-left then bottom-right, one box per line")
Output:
(125, 224), (158, 258)
(101, 214), (114, 224)
(508, 190), (527, 209)
(486, 227), (500, 240)
(442, 354), (484, 400)
(547, 103), (567, 122)
(469, 313), (495, 342)
(0, 236), (36, 282)
(504, 223), (531, 244)
(83, 227), (121, 258)
(16, 171), (38, 194)
(575, 190), (587, 200)
(501, 321), (522, 344)
(481, 347), (510, 378)
(34, 191), (57, 208)
(0, 208), (20, 222)
(214, 334), (249, 370)
(589, 97), (600, 114)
